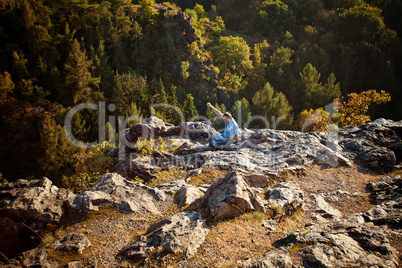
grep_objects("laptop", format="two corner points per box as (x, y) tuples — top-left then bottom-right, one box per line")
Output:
(208, 129), (223, 141)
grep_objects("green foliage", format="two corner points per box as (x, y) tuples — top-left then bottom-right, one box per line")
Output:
(138, 0), (158, 25)
(64, 39), (102, 104)
(252, 82), (293, 129)
(252, 0), (296, 37)
(183, 93), (199, 121)
(297, 63), (341, 112)
(337, 3), (385, 43)
(211, 36), (253, 79)
(38, 115), (79, 183)
(0, 72), (15, 98)
(232, 98), (251, 128)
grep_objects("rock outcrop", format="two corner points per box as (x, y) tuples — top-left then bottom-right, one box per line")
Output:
(0, 177), (74, 258)
(65, 173), (164, 222)
(121, 211), (209, 261)
(203, 171), (268, 220)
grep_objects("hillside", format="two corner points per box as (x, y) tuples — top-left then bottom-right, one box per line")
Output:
(0, 117), (401, 267)
(1, 0), (402, 183)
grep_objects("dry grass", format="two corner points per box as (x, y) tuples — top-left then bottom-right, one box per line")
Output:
(39, 164), (398, 267)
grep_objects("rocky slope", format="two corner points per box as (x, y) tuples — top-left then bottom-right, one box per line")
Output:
(0, 117), (401, 267)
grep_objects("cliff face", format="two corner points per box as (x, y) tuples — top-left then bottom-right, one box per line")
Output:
(1, 117), (401, 267)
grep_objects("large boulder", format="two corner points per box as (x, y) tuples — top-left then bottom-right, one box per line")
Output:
(364, 175), (402, 226)
(65, 173), (164, 222)
(339, 119), (402, 172)
(2, 247), (59, 268)
(203, 171), (268, 220)
(270, 219), (399, 268)
(121, 211), (209, 261)
(0, 177), (74, 258)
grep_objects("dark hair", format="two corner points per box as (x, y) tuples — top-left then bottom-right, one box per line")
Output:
(223, 112), (232, 119)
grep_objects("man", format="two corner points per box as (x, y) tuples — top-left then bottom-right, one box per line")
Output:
(207, 102), (239, 148)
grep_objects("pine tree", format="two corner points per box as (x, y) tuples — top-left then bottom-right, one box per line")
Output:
(183, 93), (199, 121)
(232, 98), (252, 128)
(65, 39), (101, 104)
(252, 82), (293, 129)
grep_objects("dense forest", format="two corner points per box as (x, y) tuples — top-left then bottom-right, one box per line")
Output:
(0, 0), (401, 185)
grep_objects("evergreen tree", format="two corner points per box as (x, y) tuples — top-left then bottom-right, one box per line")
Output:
(0, 72), (15, 98)
(252, 82), (293, 129)
(232, 98), (252, 128)
(65, 39), (101, 104)
(183, 93), (199, 121)
(297, 63), (341, 112)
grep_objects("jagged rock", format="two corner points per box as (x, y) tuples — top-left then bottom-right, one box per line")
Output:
(390, 142), (402, 163)
(3, 247), (59, 267)
(54, 233), (91, 254)
(305, 194), (343, 222)
(121, 211), (209, 261)
(0, 177), (75, 258)
(272, 220), (399, 268)
(203, 171), (268, 220)
(262, 219), (279, 231)
(174, 185), (205, 208)
(239, 250), (292, 268)
(366, 175), (401, 204)
(340, 119), (401, 172)
(185, 168), (202, 181)
(65, 173), (163, 221)
(266, 181), (304, 220)
(111, 156), (158, 183)
(363, 195), (402, 226)
(243, 173), (273, 188)
(154, 179), (188, 196)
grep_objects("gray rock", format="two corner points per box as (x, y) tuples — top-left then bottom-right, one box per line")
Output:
(243, 173), (271, 188)
(174, 185), (205, 208)
(55, 233), (91, 254)
(0, 177), (75, 257)
(65, 173), (163, 221)
(262, 219), (279, 231)
(154, 179), (187, 196)
(305, 194), (342, 222)
(239, 250), (292, 268)
(203, 171), (268, 220)
(122, 211), (209, 260)
(266, 181), (304, 220)
(3, 247), (59, 267)
(272, 220), (399, 268)
(366, 175), (401, 204)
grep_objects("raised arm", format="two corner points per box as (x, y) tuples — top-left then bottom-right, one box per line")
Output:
(207, 102), (224, 118)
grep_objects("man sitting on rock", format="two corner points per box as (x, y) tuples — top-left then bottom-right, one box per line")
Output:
(207, 102), (239, 149)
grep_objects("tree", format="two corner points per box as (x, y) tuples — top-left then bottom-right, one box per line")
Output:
(183, 93), (199, 121)
(112, 72), (149, 115)
(337, 3), (385, 43)
(0, 72), (15, 98)
(65, 39), (101, 104)
(252, 0), (296, 37)
(211, 36), (253, 79)
(232, 98), (252, 128)
(252, 82), (293, 129)
(297, 63), (341, 112)
(334, 89), (391, 127)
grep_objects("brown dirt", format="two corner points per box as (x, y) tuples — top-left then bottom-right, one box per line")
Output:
(41, 164), (401, 267)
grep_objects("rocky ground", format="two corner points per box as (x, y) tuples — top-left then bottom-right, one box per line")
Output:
(1, 117), (401, 267)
